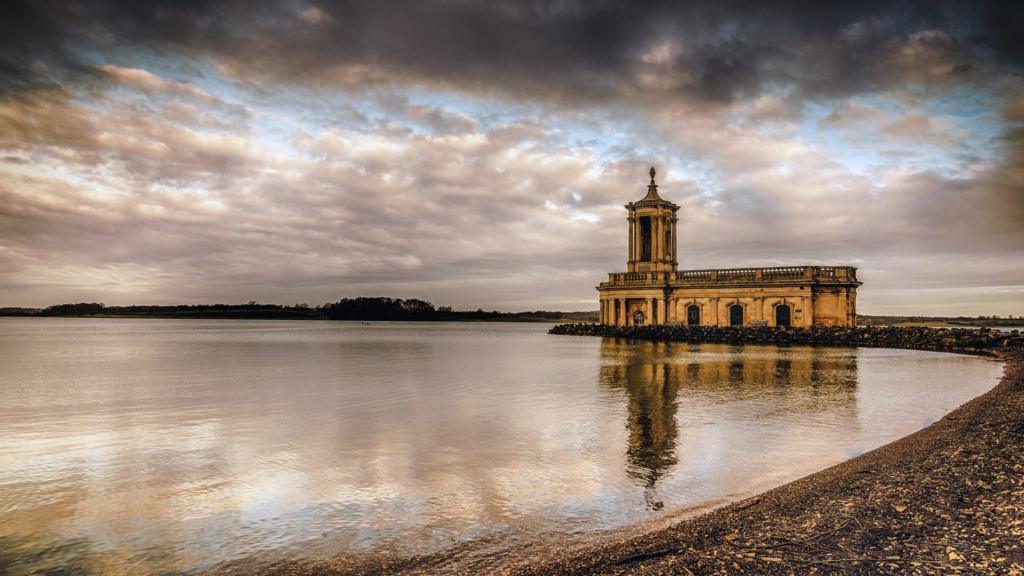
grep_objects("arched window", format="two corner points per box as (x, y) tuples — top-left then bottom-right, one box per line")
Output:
(729, 304), (744, 326)
(775, 303), (792, 327)
(686, 304), (700, 326)
(633, 310), (646, 326)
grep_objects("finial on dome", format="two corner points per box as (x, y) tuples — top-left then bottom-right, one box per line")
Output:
(637, 165), (665, 202)
(646, 166), (659, 196)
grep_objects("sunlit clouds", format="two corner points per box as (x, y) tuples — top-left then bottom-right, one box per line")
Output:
(0, 1), (1022, 313)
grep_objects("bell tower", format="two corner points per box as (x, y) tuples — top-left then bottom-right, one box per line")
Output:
(626, 167), (679, 273)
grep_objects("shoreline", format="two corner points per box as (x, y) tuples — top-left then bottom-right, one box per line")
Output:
(0, 315), (587, 323)
(501, 328), (1022, 575)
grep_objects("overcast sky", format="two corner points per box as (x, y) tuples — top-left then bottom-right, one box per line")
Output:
(1, 1), (1022, 314)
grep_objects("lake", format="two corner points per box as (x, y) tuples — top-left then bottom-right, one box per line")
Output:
(0, 319), (1003, 574)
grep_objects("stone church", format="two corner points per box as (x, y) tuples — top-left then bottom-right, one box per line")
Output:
(598, 168), (861, 328)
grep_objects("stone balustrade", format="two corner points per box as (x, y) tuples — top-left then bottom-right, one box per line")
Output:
(603, 266), (857, 287)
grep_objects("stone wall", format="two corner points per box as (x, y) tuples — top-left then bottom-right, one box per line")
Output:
(598, 284), (858, 328)
(549, 323), (1024, 356)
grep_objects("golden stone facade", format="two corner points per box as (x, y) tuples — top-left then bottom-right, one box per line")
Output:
(598, 168), (861, 328)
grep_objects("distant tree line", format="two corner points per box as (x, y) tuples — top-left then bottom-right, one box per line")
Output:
(320, 297), (437, 320)
(11, 298), (598, 322)
(309, 297), (598, 321)
(6, 305), (1020, 325)
(857, 314), (1023, 327)
(0, 307), (42, 316)
(38, 302), (106, 316)
(30, 301), (319, 319)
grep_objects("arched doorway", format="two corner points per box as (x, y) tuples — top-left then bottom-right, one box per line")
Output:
(775, 303), (791, 327)
(729, 304), (744, 326)
(633, 310), (646, 326)
(686, 304), (700, 326)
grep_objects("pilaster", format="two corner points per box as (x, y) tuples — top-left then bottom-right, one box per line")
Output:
(627, 214), (635, 271)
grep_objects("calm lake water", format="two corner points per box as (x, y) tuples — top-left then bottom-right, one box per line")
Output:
(0, 319), (1003, 574)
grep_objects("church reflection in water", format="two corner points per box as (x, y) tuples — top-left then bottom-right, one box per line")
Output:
(598, 338), (859, 510)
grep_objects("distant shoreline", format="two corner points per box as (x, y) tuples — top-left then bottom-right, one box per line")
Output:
(0, 313), (592, 323)
(3, 305), (1019, 328)
(0, 298), (599, 323)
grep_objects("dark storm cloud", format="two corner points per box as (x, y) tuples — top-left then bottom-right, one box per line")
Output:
(3, 0), (1022, 104)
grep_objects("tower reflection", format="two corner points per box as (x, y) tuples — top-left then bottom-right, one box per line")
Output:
(600, 340), (679, 510)
(599, 339), (858, 510)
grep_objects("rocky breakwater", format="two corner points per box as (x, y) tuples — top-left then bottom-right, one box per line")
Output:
(549, 323), (1024, 356)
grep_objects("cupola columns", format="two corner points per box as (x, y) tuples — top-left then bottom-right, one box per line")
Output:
(625, 166), (680, 274)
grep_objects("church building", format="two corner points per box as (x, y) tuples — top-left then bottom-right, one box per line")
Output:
(598, 168), (861, 328)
